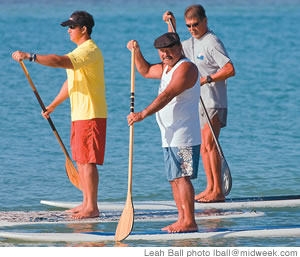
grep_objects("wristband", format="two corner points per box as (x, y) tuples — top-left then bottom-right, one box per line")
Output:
(29, 53), (36, 62)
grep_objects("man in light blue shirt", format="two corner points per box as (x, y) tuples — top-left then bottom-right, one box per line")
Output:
(164, 5), (235, 203)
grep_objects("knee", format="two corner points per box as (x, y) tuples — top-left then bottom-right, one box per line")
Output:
(200, 145), (207, 155)
(173, 176), (191, 185)
(201, 141), (217, 153)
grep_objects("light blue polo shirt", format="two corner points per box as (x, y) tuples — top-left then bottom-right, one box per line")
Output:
(182, 30), (231, 108)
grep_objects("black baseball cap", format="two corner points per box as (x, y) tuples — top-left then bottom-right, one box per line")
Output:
(154, 32), (180, 49)
(61, 11), (94, 30)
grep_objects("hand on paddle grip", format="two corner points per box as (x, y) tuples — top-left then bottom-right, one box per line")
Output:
(12, 51), (30, 62)
(127, 40), (139, 53)
(163, 10), (176, 31)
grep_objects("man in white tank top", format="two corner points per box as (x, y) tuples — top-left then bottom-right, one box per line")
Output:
(127, 32), (200, 233)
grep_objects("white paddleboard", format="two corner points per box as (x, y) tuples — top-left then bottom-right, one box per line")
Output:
(40, 194), (300, 211)
(1, 225), (300, 242)
(0, 210), (263, 227)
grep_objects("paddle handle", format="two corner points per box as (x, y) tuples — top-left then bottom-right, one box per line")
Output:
(168, 18), (175, 33)
(128, 45), (135, 194)
(130, 44), (135, 113)
(19, 60), (71, 159)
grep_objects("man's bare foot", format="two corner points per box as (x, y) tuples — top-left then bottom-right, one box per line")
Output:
(65, 204), (85, 214)
(162, 221), (179, 231)
(196, 193), (225, 203)
(165, 221), (198, 233)
(195, 189), (212, 201)
(71, 209), (99, 219)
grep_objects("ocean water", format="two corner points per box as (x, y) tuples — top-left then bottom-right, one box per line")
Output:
(0, 0), (300, 247)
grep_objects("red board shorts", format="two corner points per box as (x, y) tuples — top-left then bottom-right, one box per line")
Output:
(71, 118), (107, 165)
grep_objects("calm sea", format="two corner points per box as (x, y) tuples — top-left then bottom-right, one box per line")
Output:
(0, 0), (300, 248)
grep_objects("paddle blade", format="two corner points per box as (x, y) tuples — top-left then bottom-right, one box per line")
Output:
(115, 197), (134, 241)
(221, 157), (232, 196)
(65, 158), (82, 191)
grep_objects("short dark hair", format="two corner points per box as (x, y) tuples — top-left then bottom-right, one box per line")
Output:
(184, 5), (206, 21)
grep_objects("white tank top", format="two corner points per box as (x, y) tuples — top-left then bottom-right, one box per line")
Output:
(156, 58), (201, 147)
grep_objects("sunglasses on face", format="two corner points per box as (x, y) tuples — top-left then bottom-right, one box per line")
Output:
(68, 25), (78, 29)
(186, 22), (199, 28)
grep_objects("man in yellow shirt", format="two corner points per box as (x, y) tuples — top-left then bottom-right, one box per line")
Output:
(12, 11), (107, 219)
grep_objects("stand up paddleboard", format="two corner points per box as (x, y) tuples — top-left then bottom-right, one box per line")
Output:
(1, 225), (300, 242)
(0, 210), (264, 227)
(41, 194), (300, 211)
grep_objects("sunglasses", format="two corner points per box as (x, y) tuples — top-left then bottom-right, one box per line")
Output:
(68, 25), (78, 29)
(186, 22), (199, 28)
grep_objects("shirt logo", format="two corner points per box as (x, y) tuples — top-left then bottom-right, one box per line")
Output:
(197, 55), (204, 60)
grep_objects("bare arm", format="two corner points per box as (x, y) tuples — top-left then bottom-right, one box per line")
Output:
(162, 11), (176, 33)
(12, 51), (73, 69)
(128, 62), (198, 125)
(142, 63), (197, 117)
(200, 62), (235, 85)
(42, 80), (69, 119)
(127, 40), (163, 79)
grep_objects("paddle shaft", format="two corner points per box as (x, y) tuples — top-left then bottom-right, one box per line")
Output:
(128, 44), (135, 195)
(168, 18), (224, 158)
(19, 61), (71, 159)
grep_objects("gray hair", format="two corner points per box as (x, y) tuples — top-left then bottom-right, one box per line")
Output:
(184, 5), (206, 21)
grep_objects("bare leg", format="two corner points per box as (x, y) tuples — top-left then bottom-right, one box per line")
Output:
(162, 180), (184, 231)
(163, 177), (198, 233)
(195, 131), (214, 200)
(66, 164), (87, 213)
(204, 142), (224, 202)
(195, 115), (225, 202)
(71, 163), (100, 219)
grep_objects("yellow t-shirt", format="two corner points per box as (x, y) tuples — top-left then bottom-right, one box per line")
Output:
(66, 39), (107, 121)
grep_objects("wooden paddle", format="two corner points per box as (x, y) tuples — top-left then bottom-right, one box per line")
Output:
(115, 44), (136, 242)
(19, 60), (81, 191)
(168, 18), (232, 196)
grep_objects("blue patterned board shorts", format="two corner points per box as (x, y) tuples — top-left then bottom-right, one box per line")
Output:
(163, 145), (200, 182)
